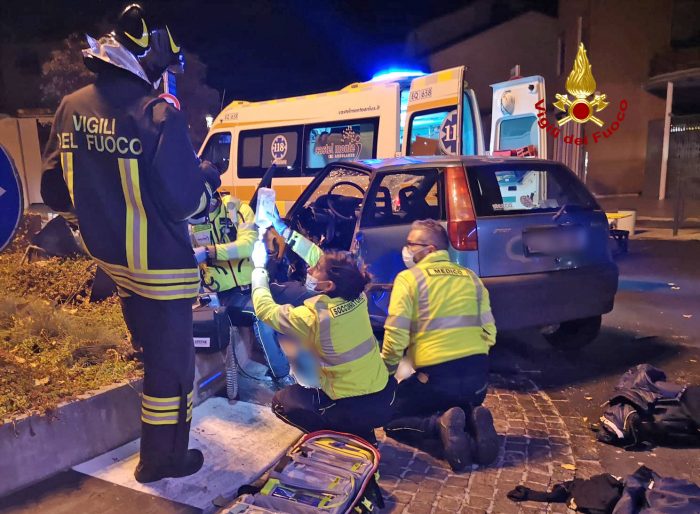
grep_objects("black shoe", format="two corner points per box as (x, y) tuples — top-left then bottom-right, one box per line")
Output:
(467, 406), (499, 466)
(437, 408), (472, 472)
(134, 449), (204, 483)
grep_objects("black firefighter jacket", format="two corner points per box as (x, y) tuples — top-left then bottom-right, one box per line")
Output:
(41, 69), (210, 300)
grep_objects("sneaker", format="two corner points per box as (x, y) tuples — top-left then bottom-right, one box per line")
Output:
(467, 406), (499, 466)
(437, 407), (472, 472)
(134, 449), (204, 483)
(273, 374), (296, 390)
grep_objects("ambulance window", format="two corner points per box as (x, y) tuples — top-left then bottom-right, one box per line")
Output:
(406, 107), (457, 156)
(462, 94), (477, 156)
(200, 132), (232, 173)
(304, 118), (379, 174)
(238, 126), (302, 178)
(497, 115), (538, 150)
(361, 169), (445, 228)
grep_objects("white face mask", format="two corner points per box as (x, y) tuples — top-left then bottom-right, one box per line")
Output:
(402, 246), (417, 268)
(305, 273), (319, 292)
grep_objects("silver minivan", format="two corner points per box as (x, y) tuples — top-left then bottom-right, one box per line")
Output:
(274, 155), (618, 349)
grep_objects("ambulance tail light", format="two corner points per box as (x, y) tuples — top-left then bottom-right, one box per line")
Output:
(445, 166), (478, 251)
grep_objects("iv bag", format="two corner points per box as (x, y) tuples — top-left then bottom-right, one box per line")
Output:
(255, 187), (276, 229)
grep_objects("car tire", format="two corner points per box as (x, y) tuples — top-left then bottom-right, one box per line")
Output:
(542, 315), (602, 350)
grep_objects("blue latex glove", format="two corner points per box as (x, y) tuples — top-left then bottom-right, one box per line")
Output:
(271, 206), (288, 235)
(194, 246), (208, 264)
(251, 240), (268, 269)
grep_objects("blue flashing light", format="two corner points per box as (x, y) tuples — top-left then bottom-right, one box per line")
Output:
(370, 69), (426, 82)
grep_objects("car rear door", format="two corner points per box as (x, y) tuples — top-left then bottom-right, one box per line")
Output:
(490, 75), (547, 158)
(402, 67), (484, 157)
(467, 160), (611, 277)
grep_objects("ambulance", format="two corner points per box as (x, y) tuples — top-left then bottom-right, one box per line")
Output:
(198, 66), (547, 212)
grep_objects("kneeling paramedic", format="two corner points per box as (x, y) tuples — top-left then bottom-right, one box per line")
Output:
(40, 5), (221, 483)
(382, 220), (498, 471)
(251, 215), (396, 444)
(189, 188), (291, 382)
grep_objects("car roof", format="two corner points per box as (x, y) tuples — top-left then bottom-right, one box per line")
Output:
(352, 155), (556, 173)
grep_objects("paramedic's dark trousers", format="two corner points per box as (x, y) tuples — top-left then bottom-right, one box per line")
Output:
(272, 377), (397, 442)
(385, 354), (489, 441)
(121, 294), (195, 468)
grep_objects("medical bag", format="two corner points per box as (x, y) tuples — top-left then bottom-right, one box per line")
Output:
(192, 295), (231, 353)
(226, 431), (383, 514)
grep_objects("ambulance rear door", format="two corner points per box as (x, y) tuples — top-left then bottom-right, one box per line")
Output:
(402, 66), (484, 157)
(489, 75), (547, 158)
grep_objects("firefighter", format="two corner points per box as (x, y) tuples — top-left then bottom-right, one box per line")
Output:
(189, 191), (291, 381)
(250, 215), (396, 444)
(381, 219), (499, 471)
(40, 4), (221, 483)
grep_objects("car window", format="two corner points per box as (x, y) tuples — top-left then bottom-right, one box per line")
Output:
(200, 132), (231, 173)
(303, 166), (370, 209)
(361, 169), (444, 228)
(497, 115), (538, 150)
(467, 164), (598, 216)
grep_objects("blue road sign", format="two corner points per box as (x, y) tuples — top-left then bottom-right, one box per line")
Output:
(0, 145), (24, 252)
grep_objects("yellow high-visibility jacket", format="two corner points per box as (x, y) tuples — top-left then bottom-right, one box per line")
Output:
(382, 250), (497, 373)
(191, 195), (257, 291)
(252, 230), (388, 400)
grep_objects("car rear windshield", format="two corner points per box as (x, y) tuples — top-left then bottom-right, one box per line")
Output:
(466, 163), (598, 216)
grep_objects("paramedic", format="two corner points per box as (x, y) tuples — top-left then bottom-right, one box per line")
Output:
(189, 189), (291, 381)
(381, 219), (499, 471)
(251, 215), (396, 444)
(40, 4), (220, 483)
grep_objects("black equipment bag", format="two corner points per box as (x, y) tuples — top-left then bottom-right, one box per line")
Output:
(192, 301), (230, 354)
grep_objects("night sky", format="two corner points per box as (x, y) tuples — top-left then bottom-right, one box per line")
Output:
(2, 0), (474, 103)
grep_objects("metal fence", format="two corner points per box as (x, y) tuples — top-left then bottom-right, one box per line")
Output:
(669, 114), (700, 235)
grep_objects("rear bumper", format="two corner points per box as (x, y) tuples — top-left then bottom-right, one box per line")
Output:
(482, 262), (619, 331)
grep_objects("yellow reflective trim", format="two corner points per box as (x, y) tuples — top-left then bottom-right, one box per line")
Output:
(129, 159), (148, 270)
(61, 152), (75, 203)
(118, 158), (135, 269)
(142, 403), (178, 411)
(143, 393), (180, 403)
(166, 26), (180, 53)
(93, 258), (198, 275)
(124, 18), (149, 48)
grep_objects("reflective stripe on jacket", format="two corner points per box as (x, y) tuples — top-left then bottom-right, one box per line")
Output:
(191, 196), (256, 291)
(252, 230), (387, 400)
(382, 250), (497, 372)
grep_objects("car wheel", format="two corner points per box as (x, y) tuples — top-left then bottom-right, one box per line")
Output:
(542, 315), (602, 350)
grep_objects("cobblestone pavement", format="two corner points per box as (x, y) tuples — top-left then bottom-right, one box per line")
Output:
(377, 374), (605, 514)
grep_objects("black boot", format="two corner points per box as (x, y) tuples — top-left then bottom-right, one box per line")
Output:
(134, 449), (204, 483)
(437, 408), (472, 472)
(466, 406), (499, 466)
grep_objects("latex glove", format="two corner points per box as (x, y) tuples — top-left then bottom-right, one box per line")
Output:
(251, 267), (269, 291)
(251, 240), (268, 269)
(271, 206), (288, 235)
(194, 246), (208, 264)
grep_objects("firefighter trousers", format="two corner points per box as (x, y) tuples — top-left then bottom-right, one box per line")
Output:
(120, 294), (195, 469)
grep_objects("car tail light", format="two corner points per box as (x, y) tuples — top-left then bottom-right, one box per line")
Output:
(445, 166), (477, 251)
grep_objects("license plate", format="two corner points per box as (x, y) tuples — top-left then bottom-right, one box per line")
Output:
(523, 225), (586, 256)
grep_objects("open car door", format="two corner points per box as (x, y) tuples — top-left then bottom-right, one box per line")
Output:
(489, 75), (547, 158)
(401, 66), (484, 157)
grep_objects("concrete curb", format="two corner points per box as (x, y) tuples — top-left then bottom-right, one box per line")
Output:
(0, 379), (143, 497)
